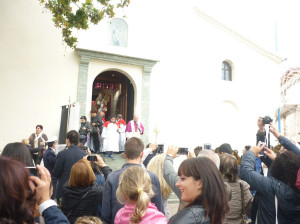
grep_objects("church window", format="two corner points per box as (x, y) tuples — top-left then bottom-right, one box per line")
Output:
(222, 61), (232, 81)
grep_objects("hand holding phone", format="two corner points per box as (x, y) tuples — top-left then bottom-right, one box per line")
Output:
(87, 155), (97, 162)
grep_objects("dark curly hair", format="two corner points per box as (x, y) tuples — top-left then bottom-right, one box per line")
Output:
(271, 151), (300, 190)
(0, 157), (36, 224)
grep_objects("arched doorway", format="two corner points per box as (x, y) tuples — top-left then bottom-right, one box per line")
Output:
(91, 70), (134, 122)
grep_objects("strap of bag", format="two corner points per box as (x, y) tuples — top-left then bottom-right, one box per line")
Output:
(275, 195), (278, 224)
(66, 187), (92, 218)
(240, 182), (247, 223)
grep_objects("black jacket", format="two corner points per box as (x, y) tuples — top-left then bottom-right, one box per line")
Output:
(240, 150), (300, 224)
(168, 205), (210, 224)
(91, 114), (103, 133)
(62, 183), (103, 224)
(53, 145), (87, 200)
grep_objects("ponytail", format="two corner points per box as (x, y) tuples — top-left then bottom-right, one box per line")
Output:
(116, 167), (154, 224)
(130, 188), (150, 224)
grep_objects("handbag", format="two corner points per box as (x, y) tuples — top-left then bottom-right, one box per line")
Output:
(240, 182), (251, 224)
(66, 187), (92, 218)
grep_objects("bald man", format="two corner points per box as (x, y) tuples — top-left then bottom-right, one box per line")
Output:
(125, 114), (144, 139)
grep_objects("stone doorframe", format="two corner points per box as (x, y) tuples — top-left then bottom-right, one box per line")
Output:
(76, 48), (158, 143)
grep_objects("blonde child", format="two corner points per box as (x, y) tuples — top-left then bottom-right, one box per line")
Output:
(74, 216), (103, 224)
(114, 166), (167, 224)
(147, 154), (173, 220)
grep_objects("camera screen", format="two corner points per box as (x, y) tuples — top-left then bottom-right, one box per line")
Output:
(87, 155), (97, 162)
(26, 167), (38, 176)
(157, 144), (164, 154)
(178, 147), (188, 155)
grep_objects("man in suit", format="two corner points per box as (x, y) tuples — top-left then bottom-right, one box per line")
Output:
(44, 136), (58, 199)
(53, 130), (87, 200)
(101, 137), (164, 224)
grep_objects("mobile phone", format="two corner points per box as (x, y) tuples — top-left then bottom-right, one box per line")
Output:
(259, 143), (266, 156)
(26, 166), (38, 176)
(87, 155), (97, 162)
(178, 147), (189, 155)
(156, 144), (164, 154)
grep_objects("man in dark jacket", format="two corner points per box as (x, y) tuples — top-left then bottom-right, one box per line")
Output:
(240, 144), (300, 224)
(44, 136), (58, 199)
(53, 130), (87, 200)
(79, 116), (91, 145)
(101, 137), (164, 224)
(91, 111), (103, 153)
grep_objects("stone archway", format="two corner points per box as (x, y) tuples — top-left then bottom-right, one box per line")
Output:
(76, 48), (158, 143)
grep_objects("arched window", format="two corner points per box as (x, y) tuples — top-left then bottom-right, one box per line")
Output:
(109, 18), (128, 47)
(222, 61), (232, 81)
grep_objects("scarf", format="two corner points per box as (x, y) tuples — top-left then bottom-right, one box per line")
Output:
(34, 132), (45, 148)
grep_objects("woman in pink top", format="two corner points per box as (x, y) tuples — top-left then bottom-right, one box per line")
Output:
(114, 166), (167, 224)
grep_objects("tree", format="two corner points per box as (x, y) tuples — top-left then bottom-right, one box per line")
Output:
(40, 0), (130, 48)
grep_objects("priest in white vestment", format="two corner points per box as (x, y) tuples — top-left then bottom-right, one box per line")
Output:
(102, 115), (120, 159)
(125, 114), (144, 139)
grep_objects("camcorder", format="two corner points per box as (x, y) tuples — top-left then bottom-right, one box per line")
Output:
(178, 147), (189, 155)
(87, 155), (97, 162)
(204, 144), (212, 150)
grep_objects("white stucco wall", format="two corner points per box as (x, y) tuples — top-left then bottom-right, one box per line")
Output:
(0, 0), (80, 150)
(0, 0), (283, 153)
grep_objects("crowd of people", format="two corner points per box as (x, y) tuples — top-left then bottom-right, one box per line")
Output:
(1, 116), (300, 224)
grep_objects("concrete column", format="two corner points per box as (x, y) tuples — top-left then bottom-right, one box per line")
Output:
(141, 66), (152, 144)
(77, 56), (90, 116)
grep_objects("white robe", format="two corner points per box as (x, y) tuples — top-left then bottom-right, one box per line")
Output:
(119, 123), (126, 152)
(102, 123), (119, 152)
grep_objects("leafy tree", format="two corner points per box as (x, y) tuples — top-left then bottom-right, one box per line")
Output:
(40, 0), (130, 48)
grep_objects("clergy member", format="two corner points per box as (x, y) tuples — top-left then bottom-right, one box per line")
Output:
(117, 114), (126, 152)
(102, 115), (120, 159)
(125, 114), (144, 139)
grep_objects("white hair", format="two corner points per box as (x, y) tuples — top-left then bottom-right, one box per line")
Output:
(198, 149), (220, 169)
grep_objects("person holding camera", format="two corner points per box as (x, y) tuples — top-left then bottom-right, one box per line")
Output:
(79, 116), (91, 146)
(91, 111), (103, 153)
(61, 155), (111, 223)
(240, 142), (300, 223)
(0, 157), (70, 224)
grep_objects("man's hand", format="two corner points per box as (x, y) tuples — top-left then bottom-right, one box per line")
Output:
(166, 146), (179, 158)
(95, 155), (107, 167)
(264, 147), (277, 161)
(82, 127), (86, 130)
(187, 151), (196, 158)
(28, 165), (51, 205)
(149, 144), (158, 152)
(257, 117), (265, 132)
(92, 123), (95, 127)
(269, 123), (281, 139)
(250, 141), (265, 157)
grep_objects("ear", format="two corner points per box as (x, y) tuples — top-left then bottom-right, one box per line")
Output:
(140, 151), (144, 159)
(196, 179), (203, 191)
(123, 152), (127, 159)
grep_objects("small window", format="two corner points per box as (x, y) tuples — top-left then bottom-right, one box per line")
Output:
(222, 61), (232, 81)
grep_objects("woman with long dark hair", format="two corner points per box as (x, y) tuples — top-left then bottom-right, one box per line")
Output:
(169, 157), (229, 224)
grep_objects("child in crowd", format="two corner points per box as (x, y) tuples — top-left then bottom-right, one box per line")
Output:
(114, 166), (167, 224)
(75, 216), (103, 224)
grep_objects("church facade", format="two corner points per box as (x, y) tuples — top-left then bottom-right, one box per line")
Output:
(0, 0), (285, 151)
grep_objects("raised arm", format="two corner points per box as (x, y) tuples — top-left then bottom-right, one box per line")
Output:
(163, 146), (181, 199)
(240, 143), (273, 192)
